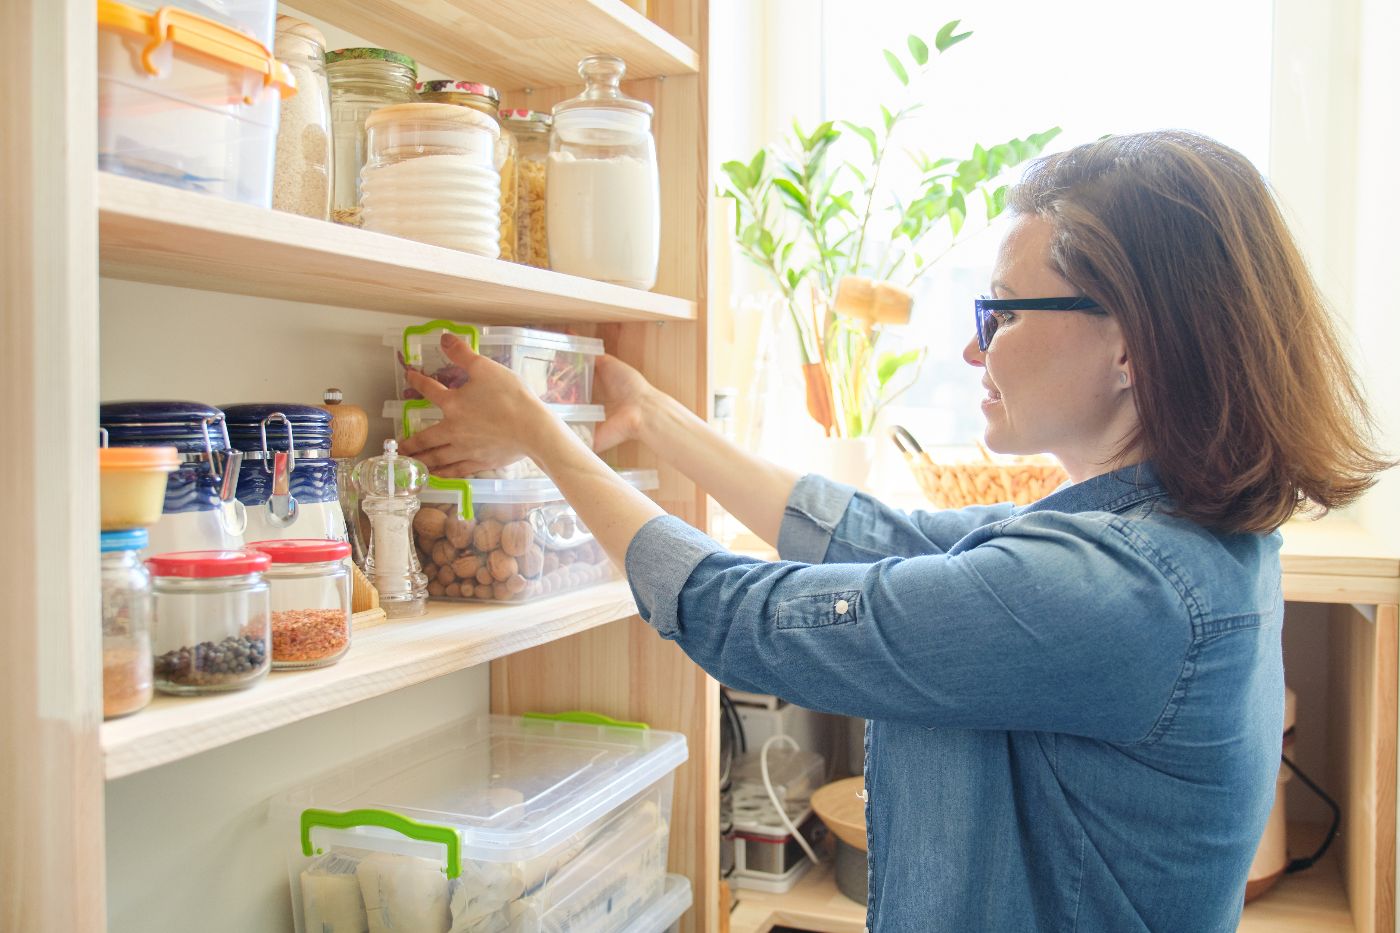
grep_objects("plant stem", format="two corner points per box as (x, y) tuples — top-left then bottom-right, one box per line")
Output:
(850, 107), (907, 276)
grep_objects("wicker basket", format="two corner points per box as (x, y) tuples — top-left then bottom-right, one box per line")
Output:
(891, 426), (1068, 509)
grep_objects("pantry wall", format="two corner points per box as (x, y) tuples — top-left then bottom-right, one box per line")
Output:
(3, 0), (715, 931)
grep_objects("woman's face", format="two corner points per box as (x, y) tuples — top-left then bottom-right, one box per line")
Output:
(962, 213), (1140, 482)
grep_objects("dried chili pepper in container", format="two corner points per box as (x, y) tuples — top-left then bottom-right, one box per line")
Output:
(247, 538), (353, 669)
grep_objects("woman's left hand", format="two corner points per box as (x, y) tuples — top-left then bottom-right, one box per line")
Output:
(397, 333), (552, 476)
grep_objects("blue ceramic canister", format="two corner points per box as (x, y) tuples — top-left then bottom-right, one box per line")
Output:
(221, 403), (347, 543)
(99, 401), (247, 555)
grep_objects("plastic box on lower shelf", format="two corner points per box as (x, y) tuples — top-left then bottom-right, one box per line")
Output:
(279, 714), (688, 933)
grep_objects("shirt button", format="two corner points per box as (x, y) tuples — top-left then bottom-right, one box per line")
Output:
(835, 598), (850, 615)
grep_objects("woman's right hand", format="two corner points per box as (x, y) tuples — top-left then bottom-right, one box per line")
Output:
(592, 354), (654, 453)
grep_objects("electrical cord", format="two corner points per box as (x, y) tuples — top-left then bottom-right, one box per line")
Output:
(759, 734), (823, 866)
(1281, 753), (1341, 874)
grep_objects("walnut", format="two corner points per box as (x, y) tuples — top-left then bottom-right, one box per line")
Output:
(437, 565), (455, 585)
(492, 580), (515, 600)
(431, 540), (455, 568)
(550, 514), (576, 538)
(414, 508), (447, 540)
(421, 562), (438, 581)
(451, 555), (481, 579)
(427, 580), (446, 597)
(445, 516), (475, 549)
(476, 566), (494, 586)
(543, 552), (559, 575)
(489, 550), (519, 582)
(520, 545), (544, 578)
(506, 573), (527, 595)
(444, 582), (462, 598)
(473, 519), (502, 552)
(501, 521), (531, 557)
(474, 583), (494, 599)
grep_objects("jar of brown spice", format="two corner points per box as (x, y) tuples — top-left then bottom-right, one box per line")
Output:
(247, 538), (352, 669)
(101, 528), (154, 719)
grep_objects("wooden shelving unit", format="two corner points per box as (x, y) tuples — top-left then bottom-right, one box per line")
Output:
(99, 174), (698, 324)
(101, 581), (637, 780)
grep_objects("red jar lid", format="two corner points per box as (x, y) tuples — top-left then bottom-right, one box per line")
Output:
(247, 538), (351, 563)
(146, 549), (271, 578)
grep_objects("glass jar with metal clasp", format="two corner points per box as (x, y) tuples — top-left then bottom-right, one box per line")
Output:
(221, 403), (348, 544)
(99, 401), (248, 554)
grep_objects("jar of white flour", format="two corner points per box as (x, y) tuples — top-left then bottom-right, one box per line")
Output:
(548, 55), (660, 290)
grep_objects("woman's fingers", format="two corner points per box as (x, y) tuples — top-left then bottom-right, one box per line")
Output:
(439, 331), (482, 368)
(403, 367), (454, 408)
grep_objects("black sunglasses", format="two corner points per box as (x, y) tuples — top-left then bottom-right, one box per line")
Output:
(973, 296), (1106, 351)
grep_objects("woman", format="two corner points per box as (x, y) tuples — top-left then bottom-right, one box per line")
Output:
(399, 131), (1389, 932)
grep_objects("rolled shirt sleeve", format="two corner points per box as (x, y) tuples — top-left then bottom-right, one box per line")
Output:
(625, 506), (1192, 743)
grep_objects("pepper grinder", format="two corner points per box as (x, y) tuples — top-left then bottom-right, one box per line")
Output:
(318, 388), (370, 567)
(352, 439), (428, 618)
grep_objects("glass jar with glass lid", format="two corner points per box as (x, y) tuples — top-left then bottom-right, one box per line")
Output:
(272, 15), (332, 220)
(502, 109), (552, 268)
(326, 47), (417, 226)
(548, 55), (659, 289)
(419, 81), (516, 261)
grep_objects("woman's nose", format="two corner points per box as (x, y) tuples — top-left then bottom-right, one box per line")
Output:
(962, 334), (985, 367)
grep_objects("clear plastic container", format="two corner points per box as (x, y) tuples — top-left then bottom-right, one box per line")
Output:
(326, 48), (418, 226)
(621, 875), (692, 933)
(502, 109), (552, 268)
(97, 0), (295, 206)
(411, 469), (657, 602)
(148, 549), (271, 694)
(387, 322), (604, 405)
(129, 0), (278, 48)
(273, 15), (332, 220)
(361, 102), (501, 255)
(249, 538), (352, 670)
(418, 81), (516, 261)
(280, 714), (687, 933)
(382, 400), (605, 480)
(101, 528), (154, 720)
(548, 56), (660, 289)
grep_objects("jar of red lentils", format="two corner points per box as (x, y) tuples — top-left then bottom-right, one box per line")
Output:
(247, 538), (352, 669)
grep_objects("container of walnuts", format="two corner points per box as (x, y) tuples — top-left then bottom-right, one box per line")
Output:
(411, 470), (658, 602)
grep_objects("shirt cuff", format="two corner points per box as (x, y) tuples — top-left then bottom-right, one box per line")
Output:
(776, 474), (858, 563)
(625, 515), (727, 638)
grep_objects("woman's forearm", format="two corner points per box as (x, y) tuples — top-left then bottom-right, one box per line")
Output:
(636, 390), (799, 546)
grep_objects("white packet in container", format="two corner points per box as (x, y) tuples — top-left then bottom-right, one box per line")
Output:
(302, 850), (370, 933)
(357, 851), (451, 933)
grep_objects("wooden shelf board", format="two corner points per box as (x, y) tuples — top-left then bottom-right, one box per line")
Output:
(728, 824), (1352, 933)
(101, 580), (637, 780)
(293, 0), (698, 88)
(98, 173), (696, 325)
(1280, 516), (1400, 579)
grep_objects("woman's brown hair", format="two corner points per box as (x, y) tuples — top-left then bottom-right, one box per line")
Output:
(1008, 130), (1390, 533)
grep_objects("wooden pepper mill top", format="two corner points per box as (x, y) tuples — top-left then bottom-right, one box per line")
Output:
(319, 388), (369, 459)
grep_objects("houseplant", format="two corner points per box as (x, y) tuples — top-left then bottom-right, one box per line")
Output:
(720, 20), (1061, 443)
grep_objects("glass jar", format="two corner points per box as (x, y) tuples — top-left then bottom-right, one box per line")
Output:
(326, 48), (418, 226)
(247, 538), (351, 669)
(148, 550), (271, 695)
(221, 404), (347, 544)
(273, 15), (333, 220)
(419, 81), (517, 262)
(360, 102), (501, 256)
(548, 56), (660, 289)
(353, 439), (429, 618)
(502, 109), (551, 268)
(101, 528), (154, 719)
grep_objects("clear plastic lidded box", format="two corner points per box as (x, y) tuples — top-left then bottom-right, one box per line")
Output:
(279, 714), (688, 933)
(410, 469), (658, 602)
(381, 399), (605, 480)
(387, 322), (604, 406)
(97, 0), (295, 206)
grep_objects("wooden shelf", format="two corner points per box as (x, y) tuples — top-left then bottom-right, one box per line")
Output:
(292, 0), (699, 88)
(97, 173), (697, 325)
(1280, 516), (1400, 605)
(101, 580), (638, 780)
(728, 828), (1353, 933)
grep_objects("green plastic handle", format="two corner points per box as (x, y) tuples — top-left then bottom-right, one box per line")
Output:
(300, 807), (462, 879)
(401, 319), (479, 366)
(400, 399), (475, 521)
(524, 710), (650, 730)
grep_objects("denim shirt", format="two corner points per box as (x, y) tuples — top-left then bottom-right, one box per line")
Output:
(625, 463), (1284, 932)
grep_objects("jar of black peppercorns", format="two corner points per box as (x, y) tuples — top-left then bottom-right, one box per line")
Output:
(146, 550), (272, 695)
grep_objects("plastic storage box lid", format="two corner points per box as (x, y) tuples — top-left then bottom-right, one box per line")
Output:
(292, 714), (688, 867)
(477, 326), (605, 356)
(382, 399), (605, 430)
(619, 875), (693, 933)
(425, 468), (660, 506)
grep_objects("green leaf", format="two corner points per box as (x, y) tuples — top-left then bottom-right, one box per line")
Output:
(881, 105), (897, 134)
(842, 121), (879, 161)
(984, 184), (1009, 219)
(772, 177), (808, 211)
(934, 20), (973, 52)
(758, 229), (776, 257)
(720, 160), (752, 192)
(907, 34), (929, 66)
(748, 148), (766, 183)
(948, 189), (967, 237)
(883, 49), (909, 86)
(877, 349), (922, 388)
(786, 268), (801, 291)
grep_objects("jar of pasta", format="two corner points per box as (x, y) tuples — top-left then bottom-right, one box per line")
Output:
(360, 102), (501, 256)
(326, 48), (417, 226)
(502, 109), (551, 268)
(418, 81), (516, 261)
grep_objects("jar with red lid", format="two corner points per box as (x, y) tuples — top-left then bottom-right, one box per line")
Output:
(247, 538), (352, 669)
(147, 549), (271, 694)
